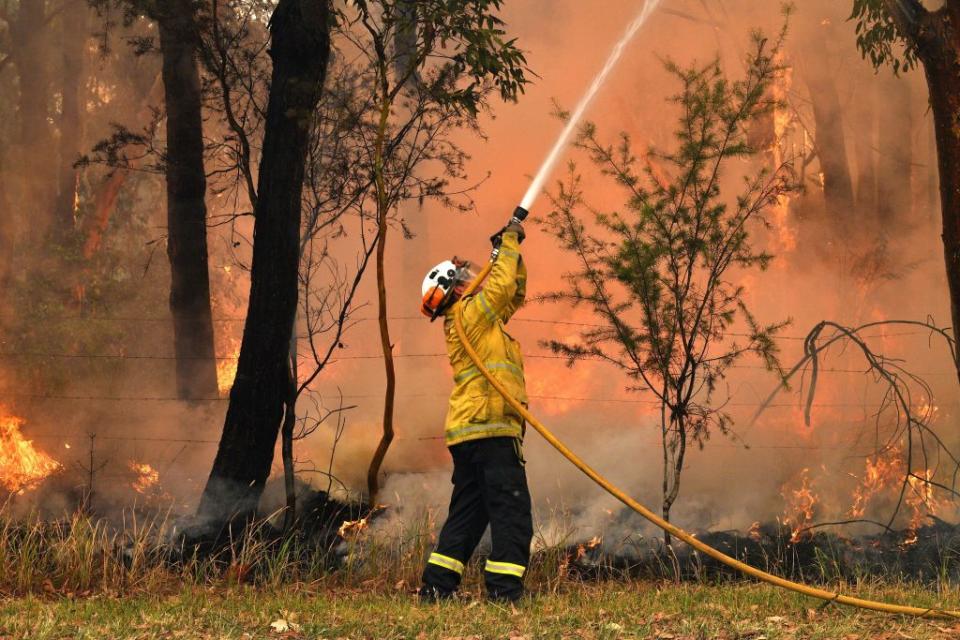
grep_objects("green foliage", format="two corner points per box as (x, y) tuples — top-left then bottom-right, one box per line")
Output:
(1, 172), (167, 394)
(850, 0), (920, 74)
(542, 29), (797, 518)
(347, 0), (530, 116)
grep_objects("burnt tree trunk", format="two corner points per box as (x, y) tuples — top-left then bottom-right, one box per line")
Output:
(155, 1), (219, 401)
(0, 156), (11, 296)
(11, 0), (55, 239)
(877, 72), (913, 225)
(853, 75), (877, 219)
(55, 0), (88, 234)
(924, 37), (960, 385)
(197, 0), (331, 527)
(928, 114), (940, 223)
(800, 21), (855, 226)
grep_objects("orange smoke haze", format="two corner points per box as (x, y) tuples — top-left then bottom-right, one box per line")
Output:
(1, 0), (955, 543)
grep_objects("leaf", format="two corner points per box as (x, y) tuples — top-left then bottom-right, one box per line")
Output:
(269, 617), (301, 634)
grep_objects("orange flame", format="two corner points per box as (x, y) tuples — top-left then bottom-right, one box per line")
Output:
(338, 505), (386, 540)
(217, 344), (240, 396)
(903, 469), (941, 546)
(849, 449), (903, 519)
(770, 56), (796, 253)
(338, 517), (369, 539)
(128, 461), (161, 495)
(0, 409), (60, 494)
(781, 468), (818, 543)
(575, 535), (603, 561)
(847, 446), (941, 545)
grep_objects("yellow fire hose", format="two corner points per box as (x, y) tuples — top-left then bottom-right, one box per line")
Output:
(454, 259), (959, 618)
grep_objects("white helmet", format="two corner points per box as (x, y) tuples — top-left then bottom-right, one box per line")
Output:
(421, 259), (471, 319)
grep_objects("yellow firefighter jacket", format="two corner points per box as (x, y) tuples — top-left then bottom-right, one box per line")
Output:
(442, 231), (528, 447)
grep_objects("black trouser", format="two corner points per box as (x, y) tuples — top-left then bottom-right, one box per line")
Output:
(421, 437), (533, 600)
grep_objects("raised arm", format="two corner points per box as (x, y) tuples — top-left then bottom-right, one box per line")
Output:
(501, 254), (526, 323)
(462, 230), (523, 328)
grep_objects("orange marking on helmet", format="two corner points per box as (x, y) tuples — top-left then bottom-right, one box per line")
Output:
(421, 286), (446, 317)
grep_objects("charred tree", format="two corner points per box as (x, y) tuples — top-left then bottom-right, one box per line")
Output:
(799, 20), (855, 225)
(876, 71), (913, 225)
(852, 76), (877, 218)
(927, 115), (940, 223)
(918, 7), (960, 385)
(0, 155), (11, 295)
(55, 0), (88, 234)
(10, 0), (55, 237)
(197, 0), (331, 527)
(154, 0), (219, 400)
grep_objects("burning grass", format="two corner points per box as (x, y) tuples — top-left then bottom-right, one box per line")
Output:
(5, 502), (960, 638)
(4, 500), (960, 596)
(0, 409), (60, 494)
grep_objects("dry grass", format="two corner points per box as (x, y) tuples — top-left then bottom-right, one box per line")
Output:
(0, 504), (594, 597)
(3, 506), (960, 638)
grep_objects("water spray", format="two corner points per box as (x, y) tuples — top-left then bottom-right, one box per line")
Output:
(517, 0), (663, 216)
(470, 0), (960, 618)
(496, 0), (662, 255)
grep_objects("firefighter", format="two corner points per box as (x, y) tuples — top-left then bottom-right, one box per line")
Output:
(418, 220), (532, 603)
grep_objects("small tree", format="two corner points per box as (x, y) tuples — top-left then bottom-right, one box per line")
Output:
(344, 0), (531, 504)
(542, 31), (795, 546)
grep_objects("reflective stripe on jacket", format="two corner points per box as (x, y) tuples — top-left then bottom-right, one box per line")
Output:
(442, 231), (528, 446)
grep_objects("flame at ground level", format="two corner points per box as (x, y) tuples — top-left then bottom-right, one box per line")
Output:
(128, 461), (161, 495)
(0, 408), (60, 494)
(781, 468), (818, 543)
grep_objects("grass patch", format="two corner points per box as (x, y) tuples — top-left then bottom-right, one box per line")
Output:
(3, 581), (960, 639)
(4, 507), (960, 638)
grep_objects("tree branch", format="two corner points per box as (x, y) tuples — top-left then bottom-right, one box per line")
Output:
(881, 0), (928, 41)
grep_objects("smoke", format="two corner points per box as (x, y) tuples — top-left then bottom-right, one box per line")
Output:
(342, 0), (957, 545)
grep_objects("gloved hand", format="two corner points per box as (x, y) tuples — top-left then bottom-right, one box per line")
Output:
(491, 222), (525, 248)
(505, 221), (525, 244)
